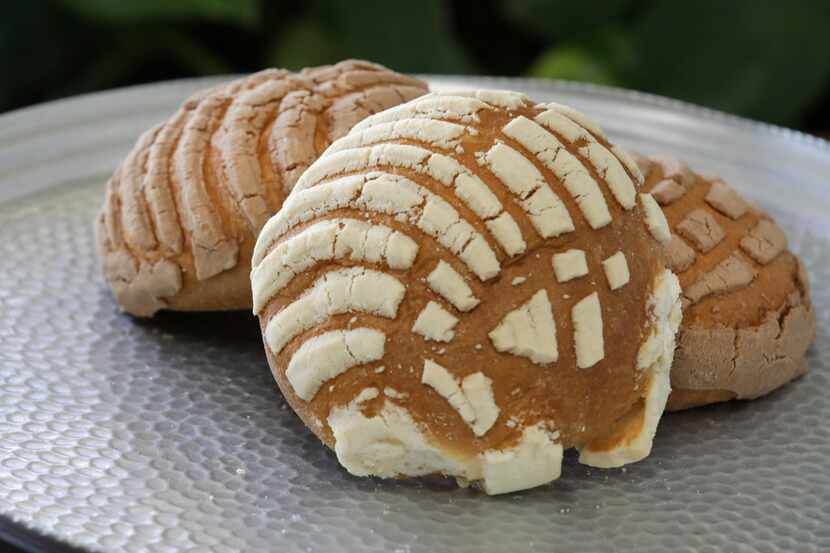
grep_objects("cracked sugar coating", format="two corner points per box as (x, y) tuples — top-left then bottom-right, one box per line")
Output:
(252, 90), (681, 494)
(95, 60), (428, 317)
(639, 155), (817, 411)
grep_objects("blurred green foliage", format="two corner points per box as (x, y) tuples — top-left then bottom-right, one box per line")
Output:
(2, 0), (830, 128)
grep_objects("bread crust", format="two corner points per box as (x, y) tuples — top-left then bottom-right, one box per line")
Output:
(96, 61), (428, 316)
(638, 155), (816, 410)
(252, 92), (682, 493)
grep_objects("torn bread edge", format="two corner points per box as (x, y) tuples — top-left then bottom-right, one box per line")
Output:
(325, 268), (681, 494)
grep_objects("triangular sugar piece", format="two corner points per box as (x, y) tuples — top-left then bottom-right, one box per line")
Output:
(488, 289), (558, 365)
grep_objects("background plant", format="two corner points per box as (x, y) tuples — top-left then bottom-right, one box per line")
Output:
(3, 0), (830, 130)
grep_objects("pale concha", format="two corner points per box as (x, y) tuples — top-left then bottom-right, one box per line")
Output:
(637, 155), (816, 411)
(252, 90), (682, 494)
(95, 60), (428, 316)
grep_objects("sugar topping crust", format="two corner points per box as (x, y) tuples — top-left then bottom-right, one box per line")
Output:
(96, 60), (428, 316)
(254, 92), (679, 493)
(639, 155), (816, 411)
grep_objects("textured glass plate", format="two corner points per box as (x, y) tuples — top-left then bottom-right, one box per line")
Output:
(0, 76), (828, 553)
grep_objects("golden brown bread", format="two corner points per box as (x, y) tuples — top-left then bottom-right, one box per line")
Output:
(639, 155), (816, 411)
(95, 60), (428, 316)
(251, 91), (682, 494)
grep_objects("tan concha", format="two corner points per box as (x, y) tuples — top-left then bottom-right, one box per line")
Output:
(251, 90), (682, 494)
(638, 156), (816, 411)
(95, 60), (428, 316)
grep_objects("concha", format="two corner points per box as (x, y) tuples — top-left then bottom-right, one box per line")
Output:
(637, 155), (815, 410)
(96, 60), (428, 316)
(252, 90), (682, 494)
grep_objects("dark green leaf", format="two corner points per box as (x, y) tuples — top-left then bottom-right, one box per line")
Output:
(152, 30), (231, 74)
(56, 28), (230, 99)
(312, 0), (475, 74)
(527, 46), (619, 86)
(267, 19), (341, 70)
(586, 26), (637, 79)
(631, 0), (830, 125)
(502, 0), (633, 40)
(56, 0), (262, 27)
(0, 2), (97, 112)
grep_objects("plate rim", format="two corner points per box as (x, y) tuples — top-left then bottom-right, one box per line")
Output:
(1, 73), (828, 154)
(0, 517), (84, 553)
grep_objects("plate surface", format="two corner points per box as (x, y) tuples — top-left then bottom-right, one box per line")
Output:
(0, 76), (828, 553)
